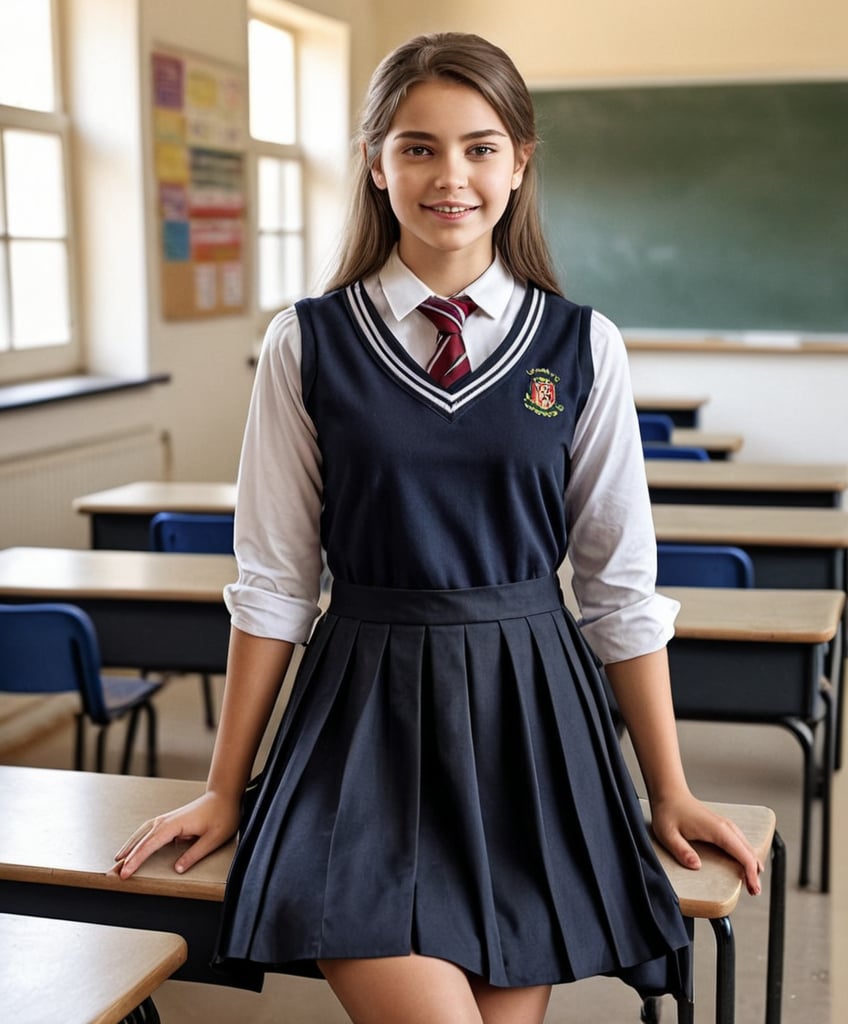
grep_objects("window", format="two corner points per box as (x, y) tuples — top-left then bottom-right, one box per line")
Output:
(248, 18), (305, 312)
(0, 0), (77, 380)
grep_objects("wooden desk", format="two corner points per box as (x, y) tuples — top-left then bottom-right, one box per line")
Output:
(647, 460), (848, 508)
(671, 429), (744, 461)
(0, 547), (234, 673)
(1, 913), (186, 1024)
(635, 395), (709, 428)
(73, 482), (236, 551)
(653, 504), (848, 589)
(641, 801), (783, 1024)
(662, 585), (844, 892)
(0, 769), (236, 988)
(653, 503), (848, 767)
(0, 767), (782, 1023)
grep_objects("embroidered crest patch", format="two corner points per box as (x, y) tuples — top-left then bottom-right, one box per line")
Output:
(524, 368), (564, 417)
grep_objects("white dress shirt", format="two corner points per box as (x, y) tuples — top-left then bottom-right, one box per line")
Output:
(225, 250), (678, 664)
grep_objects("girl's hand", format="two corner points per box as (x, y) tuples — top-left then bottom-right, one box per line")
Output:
(650, 791), (763, 896)
(112, 790), (241, 880)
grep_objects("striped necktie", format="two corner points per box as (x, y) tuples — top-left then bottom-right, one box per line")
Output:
(418, 294), (478, 388)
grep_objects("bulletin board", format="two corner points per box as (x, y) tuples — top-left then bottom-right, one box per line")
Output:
(151, 49), (248, 320)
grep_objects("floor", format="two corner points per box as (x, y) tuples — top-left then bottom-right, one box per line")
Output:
(4, 663), (841, 1023)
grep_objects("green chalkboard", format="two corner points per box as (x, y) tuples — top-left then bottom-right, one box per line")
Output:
(532, 82), (848, 332)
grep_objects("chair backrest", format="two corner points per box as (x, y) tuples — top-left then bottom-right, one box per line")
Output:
(643, 443), (710, 461)
(0, 603), (110, 721)
(656, 543), (756, 588)
(638, 412), (675, 443)
(149, 511), (234, 554)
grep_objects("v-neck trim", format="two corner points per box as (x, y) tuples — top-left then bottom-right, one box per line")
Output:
(345, 281), (546, 418)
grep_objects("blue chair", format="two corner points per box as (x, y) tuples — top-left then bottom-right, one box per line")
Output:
(637, 412), (675, 443)
(150, 511), (235, 728)
(150, 511), (234, 555)
(657, 543), (755, 588)
(0, 603), (161, 775)
(643, 443), (710, 461)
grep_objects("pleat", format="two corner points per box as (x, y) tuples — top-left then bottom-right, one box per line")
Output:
(413, 623), (505, 981)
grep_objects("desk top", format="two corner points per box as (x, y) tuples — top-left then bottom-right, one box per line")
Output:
(1, 913), (186, 1024)
(0, 766), (770, 924)
(0, 547), (235, 603)
(663, 586), (845, 643)
(646, 460), (848, 492)
(73, 481), (236, 516)
(653, 503), (848, 548)
(0, 768), (232, 901)
(636, 395), (710, 412)
(671, 429), (744, 455)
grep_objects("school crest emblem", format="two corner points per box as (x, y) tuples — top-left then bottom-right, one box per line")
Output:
(524, 368), (564, 418)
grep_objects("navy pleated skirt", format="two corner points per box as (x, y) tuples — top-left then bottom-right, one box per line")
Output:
(213, 574), (690, 995)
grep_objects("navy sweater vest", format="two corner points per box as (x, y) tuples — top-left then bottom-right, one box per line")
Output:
(297, 283), (595, 590)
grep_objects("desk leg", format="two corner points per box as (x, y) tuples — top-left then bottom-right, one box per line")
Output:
(710, 916), (735, 1024)
(119, 997), (160, 1023)
(766, 832), (787, 1024)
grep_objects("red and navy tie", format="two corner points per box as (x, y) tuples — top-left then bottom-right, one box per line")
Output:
(418, 294), (478, 387)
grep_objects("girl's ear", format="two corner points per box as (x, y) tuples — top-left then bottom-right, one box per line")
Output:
(365, 142), (388, 190)
(511, 142), (534, 191)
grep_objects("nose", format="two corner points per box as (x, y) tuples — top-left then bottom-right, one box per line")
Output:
(433, 151), (468, 190)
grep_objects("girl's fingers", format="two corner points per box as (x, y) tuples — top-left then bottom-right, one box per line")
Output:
(686, 813), (763, 895)
(114, 820), (156, 861)
(654, 804), (763, 896)
(116, 816), (196, 879)
(112, 794), (239, 880)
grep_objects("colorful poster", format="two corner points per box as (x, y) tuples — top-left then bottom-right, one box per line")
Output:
(151, 50), (247, 319)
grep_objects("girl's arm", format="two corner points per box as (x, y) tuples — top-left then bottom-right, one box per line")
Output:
(605, 648), (762, 895)
(114, 626), (293, 878)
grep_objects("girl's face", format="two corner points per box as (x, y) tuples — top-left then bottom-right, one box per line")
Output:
(370, 78), (531, 290)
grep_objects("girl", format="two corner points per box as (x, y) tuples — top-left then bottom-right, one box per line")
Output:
(116, 32), (761, 1023)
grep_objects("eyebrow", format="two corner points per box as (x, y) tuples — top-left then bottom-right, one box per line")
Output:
(391, 129), (509, 142)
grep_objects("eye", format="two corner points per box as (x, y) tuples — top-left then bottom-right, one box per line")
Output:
(402, 145), (432, 157)
(469, 144), (497, 157)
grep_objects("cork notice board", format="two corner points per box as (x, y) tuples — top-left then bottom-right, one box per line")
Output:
(151, 49), (248, 320)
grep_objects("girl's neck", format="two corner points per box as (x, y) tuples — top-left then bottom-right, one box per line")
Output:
(397, 241), (494, 297)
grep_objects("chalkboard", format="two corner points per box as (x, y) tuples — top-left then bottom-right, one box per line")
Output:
(532, 82), (848, 333)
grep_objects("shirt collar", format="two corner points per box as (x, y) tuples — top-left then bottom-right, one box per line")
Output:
(378, 247), (516, 322)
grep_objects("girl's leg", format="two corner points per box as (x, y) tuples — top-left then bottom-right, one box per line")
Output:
(468, 974), (552, 1024)
(318, 953), (485, 1024)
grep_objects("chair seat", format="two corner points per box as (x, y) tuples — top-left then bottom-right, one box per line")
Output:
(100, 675), (164, 720)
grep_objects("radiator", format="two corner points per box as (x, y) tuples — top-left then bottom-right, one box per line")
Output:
(0, 427), (169, 548)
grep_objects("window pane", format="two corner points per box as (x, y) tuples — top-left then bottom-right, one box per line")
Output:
(249, 20), (296, 145)
(0, 0), (54, 112)
(259, 233), (303, 309)
(5, 130), (66, 237)
(258, 157), (302, 231)
(10, 240), (70, 347)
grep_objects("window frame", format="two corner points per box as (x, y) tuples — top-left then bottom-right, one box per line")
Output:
(247, 15), (308, 330)
(0, 0), (80, 383)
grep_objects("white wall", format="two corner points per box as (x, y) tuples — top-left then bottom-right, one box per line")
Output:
(627, 349), (848, 464)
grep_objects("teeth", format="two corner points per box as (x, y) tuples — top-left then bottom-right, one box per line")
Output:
(433, 206), (467, 213)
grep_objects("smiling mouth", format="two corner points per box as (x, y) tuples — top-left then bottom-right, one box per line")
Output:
(424, 204), (478, 216)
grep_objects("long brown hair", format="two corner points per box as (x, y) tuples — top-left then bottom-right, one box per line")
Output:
(324, 32), (563, 296)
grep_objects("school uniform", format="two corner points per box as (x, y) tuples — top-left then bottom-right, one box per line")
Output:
(214, 250), (690, 995)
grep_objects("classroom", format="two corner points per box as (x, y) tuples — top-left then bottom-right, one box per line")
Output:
(1, 0), (846, 1021)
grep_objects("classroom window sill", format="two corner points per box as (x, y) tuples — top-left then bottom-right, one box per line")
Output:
(0, 373), (171, 413)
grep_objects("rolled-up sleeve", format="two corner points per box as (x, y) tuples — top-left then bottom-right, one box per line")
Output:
(224, 308), (324, 643)
(565, 311), (679, 664)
